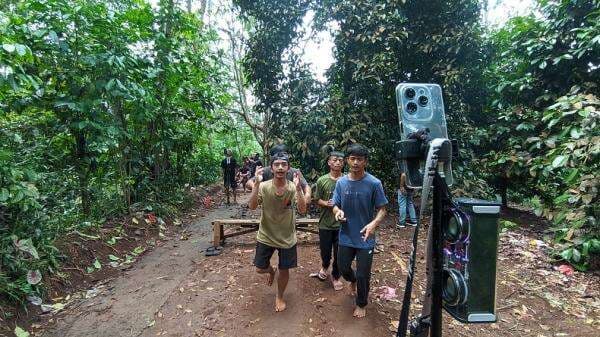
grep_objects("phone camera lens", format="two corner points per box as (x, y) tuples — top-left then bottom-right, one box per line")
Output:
(418, 95), (428, 106)
(406, 102), (418, 114)
(405, 88), (416, 99)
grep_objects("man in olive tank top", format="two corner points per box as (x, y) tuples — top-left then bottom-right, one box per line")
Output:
(248, 152), (307, 312)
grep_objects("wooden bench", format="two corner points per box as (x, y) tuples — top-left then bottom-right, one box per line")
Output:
(212, 218), (319, 247)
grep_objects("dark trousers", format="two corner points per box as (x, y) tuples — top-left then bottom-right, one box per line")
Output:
(319, 229), (340, 279)
(337, 245), (374, 308)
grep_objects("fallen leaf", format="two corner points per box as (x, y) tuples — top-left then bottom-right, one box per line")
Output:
(556, 264), (574, 276)
(27, 295), (42, 306)
(14, 326), (30, 337)
(389, 320), (399, 332)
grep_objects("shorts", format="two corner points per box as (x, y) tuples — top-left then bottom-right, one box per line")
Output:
(253, 241), (297, 270)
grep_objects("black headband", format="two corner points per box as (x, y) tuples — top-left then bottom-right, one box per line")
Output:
(329, 151), (345, 158)
(270, 152), (290, 164)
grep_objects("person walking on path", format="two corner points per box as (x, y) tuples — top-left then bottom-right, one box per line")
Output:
(332, 143), (388, 318)
(248, 152), (307, 312)
(397, 171), (417, 228)
(313, 150), (345, 290)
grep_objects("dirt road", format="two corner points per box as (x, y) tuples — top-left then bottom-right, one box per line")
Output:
(38, 192), (599, 337)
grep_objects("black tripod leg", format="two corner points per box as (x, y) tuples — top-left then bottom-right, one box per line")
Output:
(430, 174), (444, 337)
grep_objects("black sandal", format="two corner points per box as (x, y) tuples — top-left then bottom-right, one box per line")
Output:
(204, 246), (223, 256)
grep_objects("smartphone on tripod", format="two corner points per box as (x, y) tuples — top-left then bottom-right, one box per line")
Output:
(396, 83), (453, 188)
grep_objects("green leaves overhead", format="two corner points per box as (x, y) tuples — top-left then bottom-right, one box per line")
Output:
(235, 0), (489, 187)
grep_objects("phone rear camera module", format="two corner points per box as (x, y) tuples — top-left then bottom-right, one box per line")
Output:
(406, 102), (418, 114)
(405, 88), (416, 99)
(418, 95), (428, 107)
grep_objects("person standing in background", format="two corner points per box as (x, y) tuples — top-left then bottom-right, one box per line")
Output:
(221, 149), (237, 204)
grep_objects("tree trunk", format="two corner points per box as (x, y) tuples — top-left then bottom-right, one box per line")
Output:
(114, 99), (131, 207)
(500, 177), (508, 207)
(75, 130), (90, 216)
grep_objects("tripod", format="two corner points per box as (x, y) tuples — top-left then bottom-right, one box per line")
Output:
(398, 173), (452, 337)
(397, 134), (455, 337)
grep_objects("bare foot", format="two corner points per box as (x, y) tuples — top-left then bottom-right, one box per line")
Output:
(332, 277), (344, 291)
(348, 282), (357, 297)
(275, 296), (287, 312)
(267, 267), (277, 286)
(353, 306), (366, 318)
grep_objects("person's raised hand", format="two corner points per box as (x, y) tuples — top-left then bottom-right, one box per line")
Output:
(255, 166), (264, 184)
(293, 172), (302, 191)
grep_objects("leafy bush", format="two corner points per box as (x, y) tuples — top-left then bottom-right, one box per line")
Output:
(0, 0), (246, 303)
(479, 0), (599, 269)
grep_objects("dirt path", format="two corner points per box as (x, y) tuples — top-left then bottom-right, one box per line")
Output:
(40, 203), (233, 337)
(39, 193), (391, 337)
(37, 192), (599, 337)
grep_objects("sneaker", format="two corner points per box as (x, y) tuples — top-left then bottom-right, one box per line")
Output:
(407, 221), (417, 227)
(396, 223), (406, 229)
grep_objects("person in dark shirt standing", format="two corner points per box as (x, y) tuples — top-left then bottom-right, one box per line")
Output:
(221, 149), (237, 204)
(237, 157), (252, 192)
(332, 143), (388, 318)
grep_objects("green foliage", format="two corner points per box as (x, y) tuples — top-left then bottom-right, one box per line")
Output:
(235, 0), (492, 193)
(480, 0), (600, 269)
(0, 0), (252, 303)
(483, 90), (599, 269)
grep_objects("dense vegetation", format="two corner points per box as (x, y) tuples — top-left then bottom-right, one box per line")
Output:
(480, 0), (599, 270)
(0, 0), (257, 303)
(0, 0), (598, 306)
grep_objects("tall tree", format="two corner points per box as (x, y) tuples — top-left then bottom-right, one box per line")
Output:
(233, 0), (312, 154)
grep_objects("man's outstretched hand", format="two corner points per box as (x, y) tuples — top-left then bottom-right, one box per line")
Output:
(360, 222), (376, 241)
